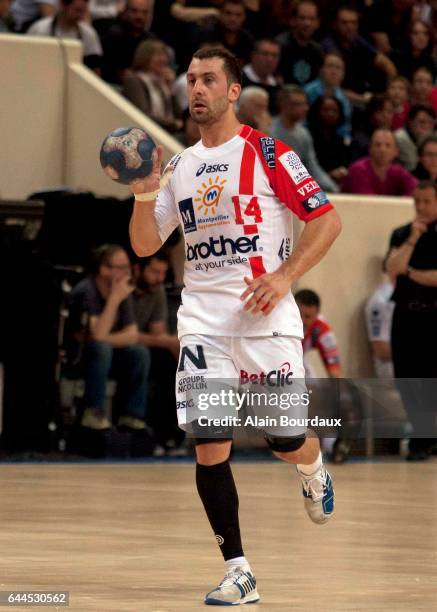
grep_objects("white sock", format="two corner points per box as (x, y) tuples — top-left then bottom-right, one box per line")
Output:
(297, 451), (323, 477)
(225, 556), (250, 572)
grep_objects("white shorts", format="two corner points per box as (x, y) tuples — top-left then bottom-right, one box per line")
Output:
(176, 334), (308, 439)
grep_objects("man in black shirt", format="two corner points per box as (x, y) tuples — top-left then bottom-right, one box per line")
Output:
(101, 0), (154, 85)
(197, 0), (254, 66)
(133, 250), (183, 450)
(386, 180), (437, 459)
(276, 0), (323, 87)
(241, 38), (281, 114)
(322, 6), (396, 104)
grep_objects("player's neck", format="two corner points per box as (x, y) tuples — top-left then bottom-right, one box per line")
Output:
(199, 115), (242, 148)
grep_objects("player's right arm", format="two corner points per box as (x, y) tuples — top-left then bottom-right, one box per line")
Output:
(129, 147), (180, 257)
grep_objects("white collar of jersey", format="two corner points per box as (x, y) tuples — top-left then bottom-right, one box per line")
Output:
(191, 132), (243, 159)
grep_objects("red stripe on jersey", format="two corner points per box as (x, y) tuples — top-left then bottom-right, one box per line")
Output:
(244, 224), (258, 235)
(249, 256), (266, 278)
(239, 124), (253, 139)
(239, 142), (256, 195)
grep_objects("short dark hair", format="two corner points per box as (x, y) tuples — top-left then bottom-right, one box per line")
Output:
(416, 179), (437, 195)
(277, 84), (306, 108)
(253, 38), (281, 53)
(90, 244), (125, 275)
(418, 134), (437, 156)
(308, 94), (345, 129)
(192, 47), (242, 86)
(295, 289), (321, 308)
(367, 93), (392, 118)
(138, 248), (170, 271)
(408, 104), (436, 122)
(291, 0), (318, 18)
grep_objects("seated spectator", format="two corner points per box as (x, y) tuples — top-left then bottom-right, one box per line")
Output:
(322, 6), (397, 106)
(0, 0), (13, 31)
(197, 0), (254, 66)
(350, 94), (395, 162)
(295, 288), (351, 463)
(307, 95), (350, 184)
(27, 0), (102, 72)
(123, 39), (183, 133)
(240, 0), (261, 37)
(304, 51), (352, 140)
(11, 0), (56, 32)
(414, 134), (437, 181)
(89, 0), (124, 36)
(295, 289), (342, 379)
(255, 0), (292, 38)
(133, 250), (183, 451)
(410, 66), (437, 113)
(342, 128), (418, 196)
(393, 19), (436, 80)
(387, 75), (411, 130)
(69, 244), (149, 431)
(365, 275), (395, 379)
(271, 85), (339, 192)
(242, 38), (281, 114)
(411, 0), (434, 24)
(276, 0), (323, 87)
(101, 0), (154, 85)
(238, 85), (272, 133)
(394, 104), (436, 171)
(167, 0), (220, 69)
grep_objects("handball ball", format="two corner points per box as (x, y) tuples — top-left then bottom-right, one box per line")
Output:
(100, 127), (157, 185)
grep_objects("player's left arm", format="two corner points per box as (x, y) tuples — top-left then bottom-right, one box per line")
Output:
(241, 210), (341, 315)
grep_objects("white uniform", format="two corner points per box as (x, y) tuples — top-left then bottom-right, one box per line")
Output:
(153, 125), (334, 433)
(365, 282), (395, 379)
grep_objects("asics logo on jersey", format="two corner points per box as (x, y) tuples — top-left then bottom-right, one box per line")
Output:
(196, 163), (229, 176)
(187, 235), (260, 261)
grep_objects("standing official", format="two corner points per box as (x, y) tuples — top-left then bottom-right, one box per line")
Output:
(386, 180), (437, 460)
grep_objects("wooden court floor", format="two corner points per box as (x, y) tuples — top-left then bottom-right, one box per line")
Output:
(0, 460), (436, 612)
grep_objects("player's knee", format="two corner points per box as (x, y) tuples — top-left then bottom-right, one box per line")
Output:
(195, 439), (232, 466)
(265, 434), (306, 453)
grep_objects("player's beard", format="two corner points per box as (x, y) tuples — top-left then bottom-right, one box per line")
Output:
(190, 95), (229, 125)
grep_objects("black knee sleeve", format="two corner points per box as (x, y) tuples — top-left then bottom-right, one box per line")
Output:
(265, 433), (306, 452)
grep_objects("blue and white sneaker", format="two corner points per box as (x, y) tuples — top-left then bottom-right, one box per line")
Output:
(204, 566), (259, 606)
(298, 465), (334, 524)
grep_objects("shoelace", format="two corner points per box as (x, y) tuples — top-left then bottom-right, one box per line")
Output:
(301, 470), (327, 502)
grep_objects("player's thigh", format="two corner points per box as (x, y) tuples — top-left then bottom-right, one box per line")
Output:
(237, 336), (308, 438)
(176, 335), (238, 437)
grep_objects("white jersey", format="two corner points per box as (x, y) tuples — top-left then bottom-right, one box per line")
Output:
(155, 125), (333, 339)
(365, 282), (395, 378)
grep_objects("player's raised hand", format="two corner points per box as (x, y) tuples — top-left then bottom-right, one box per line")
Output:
(130, 145), (164, 197)
(240, 273), (291, 316)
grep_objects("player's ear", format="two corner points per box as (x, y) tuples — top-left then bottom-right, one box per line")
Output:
(229, 83), (241, 104)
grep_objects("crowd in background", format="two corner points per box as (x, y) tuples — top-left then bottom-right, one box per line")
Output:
(1, 0), (437, 194)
